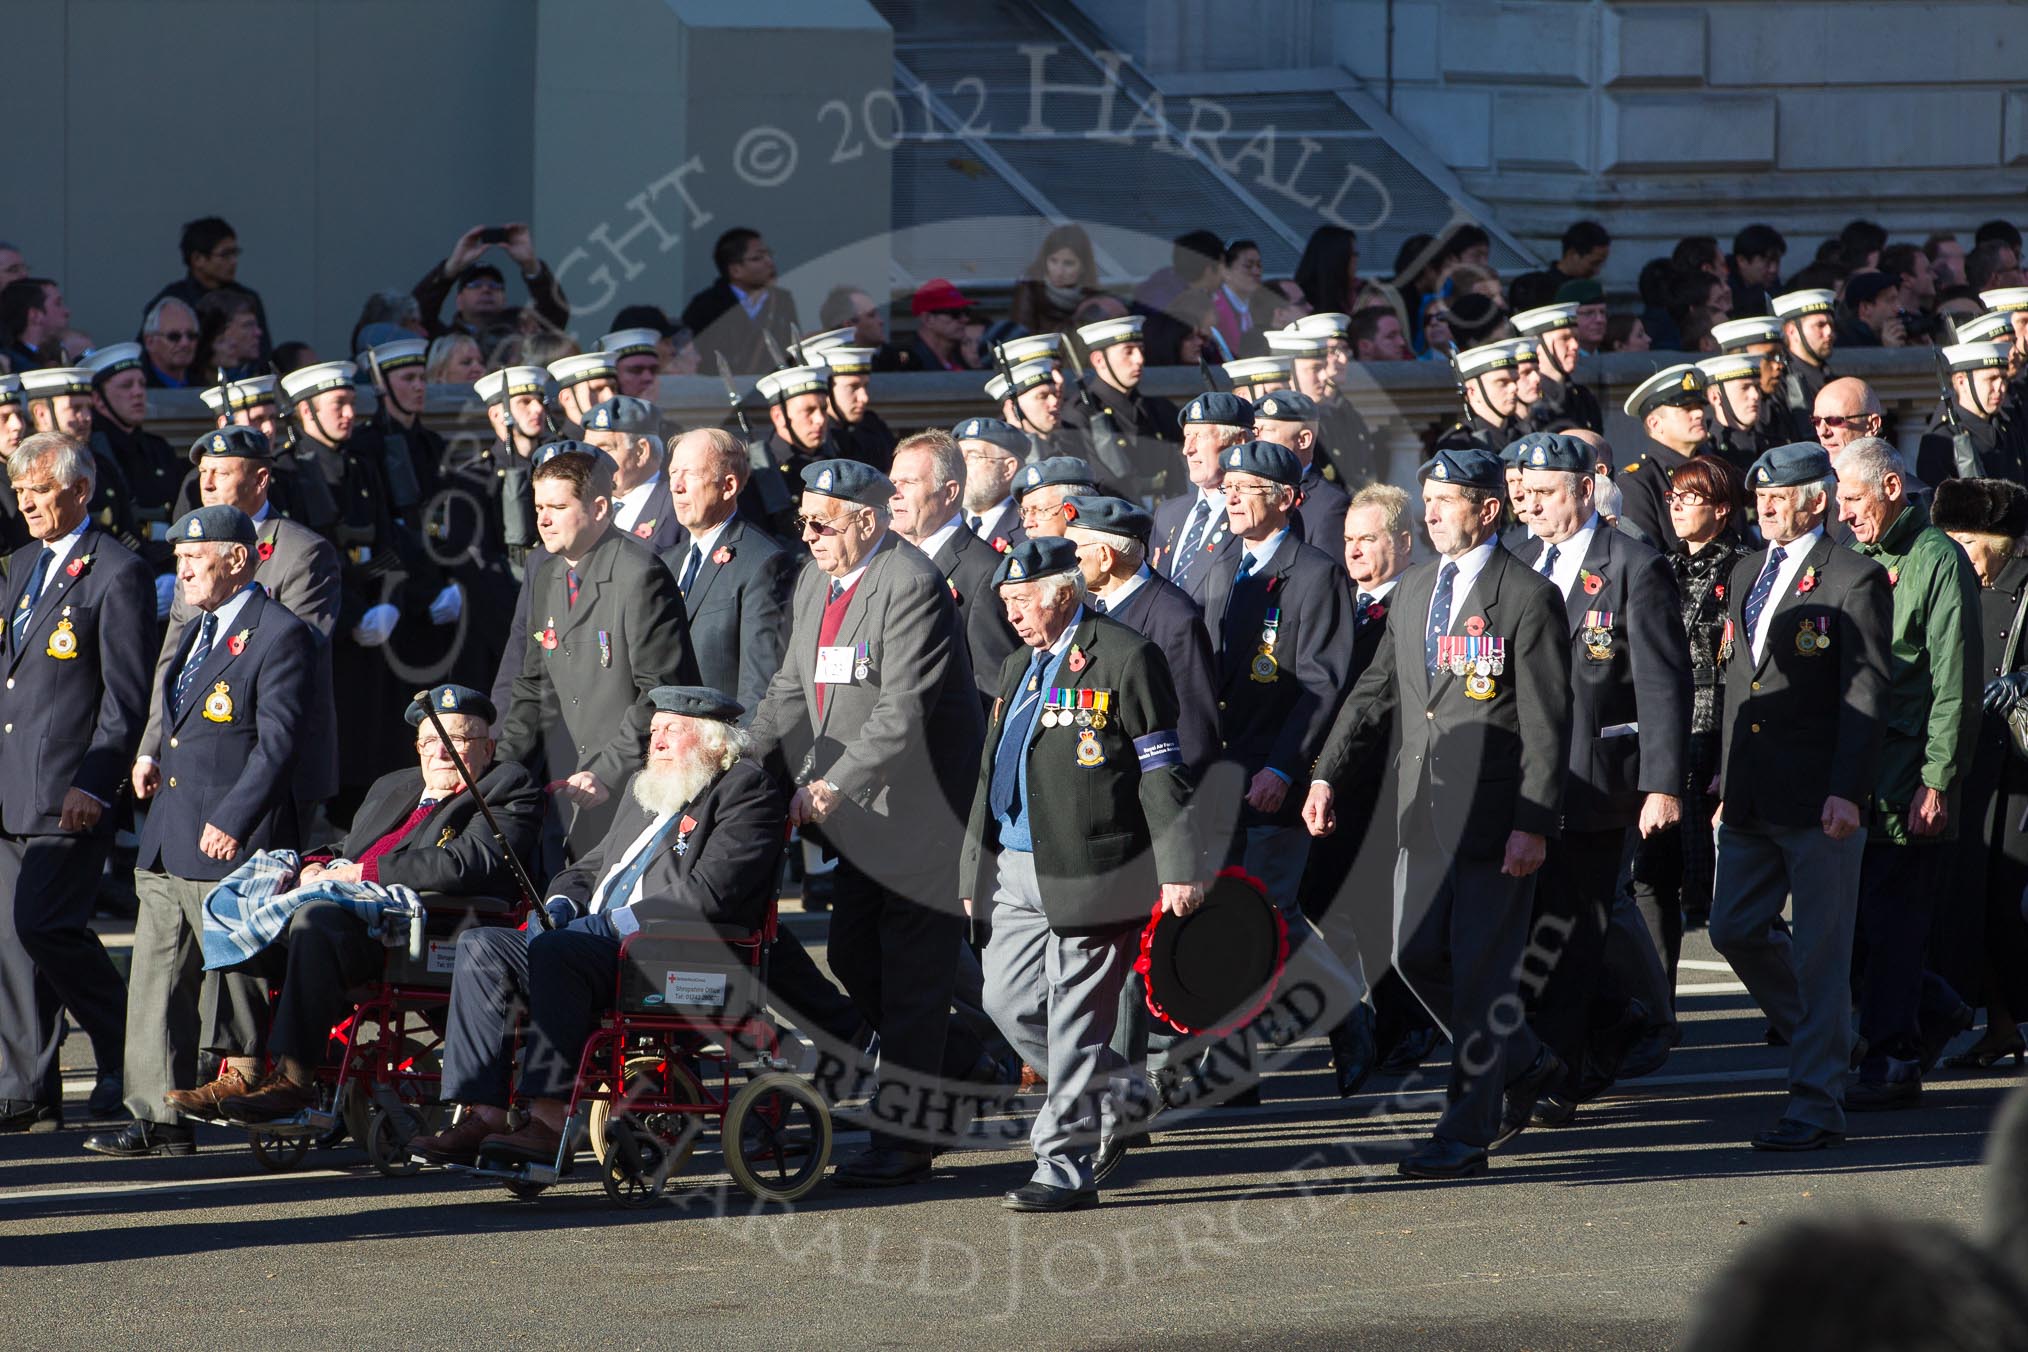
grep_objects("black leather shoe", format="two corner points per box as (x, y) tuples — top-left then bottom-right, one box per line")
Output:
(0, 1099), (61, 1133)
(831, 1145), (933, 1188)
(1092, 1132), (1132, 1185)
(1575, 999), (1649, 1097)
(1750, 1117), (1843, 1152)
(1530, 1093), (1577, 1127)
(1845, 1076), (1922, 1112)
(82, 1118), (194, 1158)
(1492, 1046), (1566, 1149)
(1398, 1135), (1488, 1180)
(1329, 1003), (1378, 1099)
(1919, 1004), (1976, 1074)
(1377, 1025), (1441, 1076)
(1003, 1181), (1098, 1212)
(87, 1075), (127, 1119)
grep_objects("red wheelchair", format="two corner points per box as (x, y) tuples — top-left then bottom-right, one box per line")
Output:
(453, 896), (833, 1207)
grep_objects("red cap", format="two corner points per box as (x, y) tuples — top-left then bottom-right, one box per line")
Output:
(911, 278), (973, 317)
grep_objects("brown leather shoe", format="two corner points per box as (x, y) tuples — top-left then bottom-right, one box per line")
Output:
(163, 1064), (254, 1116)
(410, 1113), (502, 1166)
(220, 1075), (318, 1124)
(1018, 1064), (1046, 1094)
(479, 1118), (565, 1162)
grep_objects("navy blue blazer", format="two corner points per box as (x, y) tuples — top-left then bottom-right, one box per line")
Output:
(657, 514), (797, 721)
(1103, 569), (1220, 781)
(136, 586), (316, 880)
(930, 524), (1021, 707)
(1150, 490), (1240, 604)
(0, 528), (155, 835)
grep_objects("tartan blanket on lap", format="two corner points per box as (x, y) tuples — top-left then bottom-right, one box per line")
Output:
(199, 849), (425, 971)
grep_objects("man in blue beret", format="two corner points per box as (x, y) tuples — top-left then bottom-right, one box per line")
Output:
(0, 431), (156, 1133)
(417, 686), (788, 1166)
(749, 458), (990, 1187)
(86, 504), (319, 1158)
(953, 418), (1030, 555)
(1709, 443), (1891, 1150)
(1013, 456), (1101, 540)
(211, 685), (544, 1126)
(961, 537), (1204, 1210)
(1508, 432), (1692, 1129)
(582, 395), (682, 555)
(1306, 445), (1574, 1178)
(1151, 391), (1250, 601)
(1254, 388), (1351, 549)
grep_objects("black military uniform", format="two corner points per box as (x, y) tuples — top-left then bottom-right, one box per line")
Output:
(1512, 305), (1604, 434)
(22, 367), (150, 562)
(1616, 365), (1716, 553)
(1435, 341), (1526, 456)
(1771, 289), (1837, 430)
(811, 344), (898, 474)
(1917, 341), (2028, 487)
(1698, 351), (1776, 472)
(1057, 315), (1182, 500)
(84, 344), (181, 550)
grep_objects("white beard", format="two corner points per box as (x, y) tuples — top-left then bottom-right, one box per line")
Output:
(631, 759), (715, 819)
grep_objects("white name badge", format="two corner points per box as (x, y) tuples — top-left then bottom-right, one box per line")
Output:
(815, 644), (856, 684)
(426, 939), (458, 974)
(664, 970), (729, 1006)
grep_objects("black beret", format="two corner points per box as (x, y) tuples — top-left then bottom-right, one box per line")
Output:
(1219, 439), (1304, 488)
(1014, 456), (1099, 500)
(647, 685), (744, 722)
(801, 458), (894, 507)
(1060, 494), (1153, 544)
(1931, 477), (2028, 538)
(1747, 442), (1834, 489)
(1843, 271), (1900, 309)
(952, 416), (1027, 456)
(993, 536), (1082, 588)
(1180, 391), (1255, 427)
(406, 684), (497, 728)
(582, 395), (659, 434)
(530, 439), (616, 474)
(169, 505), (257, 547)
(1508, 432), (1591, 474)
(1418, 446), (1505, 491)
(1252, 389), (1317, 423)
(188, 424), (274, 466)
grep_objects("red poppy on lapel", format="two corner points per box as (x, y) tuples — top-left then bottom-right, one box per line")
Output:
(257, 540), (274, 562)
(1797, 566), (1817, 595)
(990, 537), (1010, 554)
(65, 553), (92, 578)
(634, 520), (656, 539)
(713, 546), (733, 565)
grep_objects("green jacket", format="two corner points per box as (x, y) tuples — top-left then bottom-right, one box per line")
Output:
(1851, 499), (1982, 843)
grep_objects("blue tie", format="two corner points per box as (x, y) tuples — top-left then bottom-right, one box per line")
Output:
(1539, 542), (1560, 577)
(1742, 544), (1787, 651)
(595, 810), (690, 912)
(173, 612), (217, 716)
(1426, 561), (1458, 673)
(10, 547), (53, 651)
(1170, 498), (1212, 586)
(989, 651), (1048, 822)
(1090, 597), (1106, 615)
(679, 547), (702, 595)
(1233, 552), (1256, 584)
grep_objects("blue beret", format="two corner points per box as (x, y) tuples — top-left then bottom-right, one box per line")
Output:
(1418, 446), (1506, 491)
(1748, 442), (1834, 490)
(170, 505), (258, 547)
(647, 684), (743, 723)
(1181, 391), (1255, 428)
(952, 417), (1027, 456)
(801, 458), (894, 508)
(1061, 494), (1153, 544)
(1219, 439), (1303, 488)
(405, 684), (497, 728)
(993, 536), (1082, 588)
(1014, 455), (1099, 500)
(530, 438), (616, 474)
(1507, 432), (1591, 474)
(582, 395), (659, 434)
(1252, 389), (1317, 423)
(188, 424), (273, 466)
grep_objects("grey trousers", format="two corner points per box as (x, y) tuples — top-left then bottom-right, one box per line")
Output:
(982, 850), (1137, 1190)
(125, 870), (270, 1124)
(1710, 819), (1864, 1133)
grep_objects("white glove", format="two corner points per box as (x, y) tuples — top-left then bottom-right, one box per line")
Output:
(350, 603), (400, 648)
(428, 582), (463, 626)
(154, 574), (176, 620)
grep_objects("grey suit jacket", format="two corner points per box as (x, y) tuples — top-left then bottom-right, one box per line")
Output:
(747, 531), (984, 878)
(142, 513), (341, 800)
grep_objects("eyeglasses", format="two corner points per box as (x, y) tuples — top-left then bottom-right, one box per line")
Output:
(418, 735), (482, 755)
(1223, 483), (1282, 499)
(1017, 503), (1064, 524)
(1663, 491), (1710, 506)
(157, 330), (197, 343)
(1810, 413), (1875, 429)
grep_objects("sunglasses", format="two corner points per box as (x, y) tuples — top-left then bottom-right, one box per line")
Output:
(1810, 413), (1875, 429)
(796, 513), (859, 537)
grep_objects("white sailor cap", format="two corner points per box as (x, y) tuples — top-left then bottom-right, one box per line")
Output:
(1076, 315), (1144, 351)
(199, 374), (279, 414)
(1943, 341), (2013, 374)
(1511, 303), (1580, 337)
(548, 351), (618, 390)
(1222, 355), (1292, 389)
(1955, 311), (2016, 345)
(791, 327), (854, 363)
(1710, 316), (1785, 351)
(20, 366), (94, 400)
(1505, 336), (1538, 363)
(280, 361), (358, 405)
(1293, 311), (1352, 341)
(1265, 326), (1329, 358)
(598, 327), (663, 360)
(1622, 364), (1709, 418)
(1453, 342), (1519, 379)
(83, 342), (145, 382)
(358, 338), (427, 376)
(755, 365), (828, 403)
(984, 357), (1057, 402)
(474, 366), (552, 406)
(994, 333), (1063, 366)
(1771, 289), (1837, 321)
(818, 346), (879, 376)
(1696, 353), (1762, 385)
(0, 374), (20, 407)
(1980, 288), (2028, 315)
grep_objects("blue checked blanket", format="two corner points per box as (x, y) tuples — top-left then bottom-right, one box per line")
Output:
(200, 849), (425, 971)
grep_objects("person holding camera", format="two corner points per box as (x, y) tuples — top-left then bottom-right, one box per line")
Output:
(411, 224), (571, 361)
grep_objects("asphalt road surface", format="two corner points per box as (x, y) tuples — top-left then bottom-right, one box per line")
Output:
(1, 920), (2014, 1352)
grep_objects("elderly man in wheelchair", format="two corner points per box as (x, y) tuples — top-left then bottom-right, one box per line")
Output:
(201, 683), (546, 1124)
(412, 685), (788, 1167)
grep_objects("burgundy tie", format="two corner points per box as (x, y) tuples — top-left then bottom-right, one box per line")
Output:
(567, 568), (580, 608)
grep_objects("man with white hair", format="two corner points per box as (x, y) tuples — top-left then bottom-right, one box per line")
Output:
(581, 394), (681, 554)
(1150, 392), (1249, 602)
(961, 536), (1202, 1211)
(1710, 443), (1891, 1152)
(415, 686), (786, 1165)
